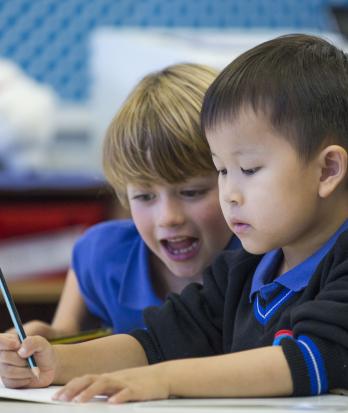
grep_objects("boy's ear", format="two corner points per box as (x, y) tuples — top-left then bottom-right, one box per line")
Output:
(318, 145), (347, 198)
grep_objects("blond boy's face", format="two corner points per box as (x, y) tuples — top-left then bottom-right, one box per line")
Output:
(206, 108), (321, 256)
(127, 174), (232, 281)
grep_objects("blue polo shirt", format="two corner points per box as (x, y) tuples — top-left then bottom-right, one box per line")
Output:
(73, 219), (240, 333)
(249, 219), (348, 325)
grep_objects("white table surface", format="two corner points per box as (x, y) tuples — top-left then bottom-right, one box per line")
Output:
(1, 395), (348, 413)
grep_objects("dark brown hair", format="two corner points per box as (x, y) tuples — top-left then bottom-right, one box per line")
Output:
(201, 34), (348, 161)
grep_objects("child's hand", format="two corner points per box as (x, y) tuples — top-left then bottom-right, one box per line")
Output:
(53, 364), (170, 404)
(6, 320), (57, 339)
(0, 333), (56, 388)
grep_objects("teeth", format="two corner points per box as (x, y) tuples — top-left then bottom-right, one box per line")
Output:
(169, 240), (198, 255)
(167, 236), (189, 243)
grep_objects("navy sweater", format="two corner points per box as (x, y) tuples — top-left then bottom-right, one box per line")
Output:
(131, 231), (348, 396)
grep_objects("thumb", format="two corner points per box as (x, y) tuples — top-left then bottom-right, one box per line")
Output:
(18, 336), (49, 358)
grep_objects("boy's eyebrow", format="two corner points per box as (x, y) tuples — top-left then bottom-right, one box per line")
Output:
(211, 148), (264, 158)
(211, 150), (244, 158)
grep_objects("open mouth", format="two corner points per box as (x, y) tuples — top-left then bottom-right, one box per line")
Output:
(160, 236), (200, 261)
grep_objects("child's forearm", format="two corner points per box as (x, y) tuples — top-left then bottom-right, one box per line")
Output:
(53, 334), (148, 384)
(164, 346), (293, 398)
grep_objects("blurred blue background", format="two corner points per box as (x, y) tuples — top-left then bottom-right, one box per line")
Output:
(0, 0), (346, 102)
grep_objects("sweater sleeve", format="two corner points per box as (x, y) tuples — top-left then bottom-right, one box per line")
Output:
(279, 236), (348, 395)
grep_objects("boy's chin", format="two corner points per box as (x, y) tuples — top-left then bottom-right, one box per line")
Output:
(241, 241), (271, 255)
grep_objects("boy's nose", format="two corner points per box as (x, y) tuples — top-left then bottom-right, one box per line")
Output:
(220, 182), (243, 206)
(157, 202), (185, 228)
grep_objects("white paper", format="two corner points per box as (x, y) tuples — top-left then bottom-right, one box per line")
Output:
(0, 381), (107, 405)
(0, 382), (62, 404)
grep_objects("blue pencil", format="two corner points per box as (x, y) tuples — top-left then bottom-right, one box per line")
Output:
(0, 268), (40, 379)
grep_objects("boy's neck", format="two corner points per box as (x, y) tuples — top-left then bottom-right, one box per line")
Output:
(279, 195), (348, 276)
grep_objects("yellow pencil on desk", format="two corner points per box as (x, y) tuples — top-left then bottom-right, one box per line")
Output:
(0, 268), (40, 379)
(49, 327), (112, 344)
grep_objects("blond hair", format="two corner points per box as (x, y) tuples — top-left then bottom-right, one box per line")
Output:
(103, 63), (218, 207)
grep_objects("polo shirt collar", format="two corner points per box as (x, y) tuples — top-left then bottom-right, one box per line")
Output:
(250, 219), (348, 301)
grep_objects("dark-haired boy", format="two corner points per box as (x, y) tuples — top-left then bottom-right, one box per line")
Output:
(1, 34), (348, 402)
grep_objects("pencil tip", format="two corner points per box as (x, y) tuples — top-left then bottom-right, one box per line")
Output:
(32, 367), (40, 379)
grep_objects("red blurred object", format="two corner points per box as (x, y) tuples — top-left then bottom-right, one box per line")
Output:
(0, 201), (108, 239)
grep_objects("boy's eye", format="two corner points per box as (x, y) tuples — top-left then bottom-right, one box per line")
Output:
(132, 193), (155, 202)
(180, 189), (207, 198)
(217, 168), (227, 176)
(240, 167), (260, 176)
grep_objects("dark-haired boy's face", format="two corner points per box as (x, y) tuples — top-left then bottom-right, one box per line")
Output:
(206, 109), (321, 259)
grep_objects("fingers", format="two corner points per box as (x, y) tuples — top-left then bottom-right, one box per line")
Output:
(109, 388), (133, 404)
(0, 350), (27, 367)
(0, 362), (33, 380)
(0, 335), (50, 369)
(0, 334), (55, 390)
(0, 348), (33, 381)
(2, 377), (33, 389)
(0, 335), (51, 383)
(0, 334), (48, 356)
(53, 368), (165, 404)
(0, 334), (20, 351)
(53, 374), (125, 403)
(0, 334), (32, 383)
(0, 335), (28, 380)
(73, 377), (121, 403)
(53, 375), (100, 401)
